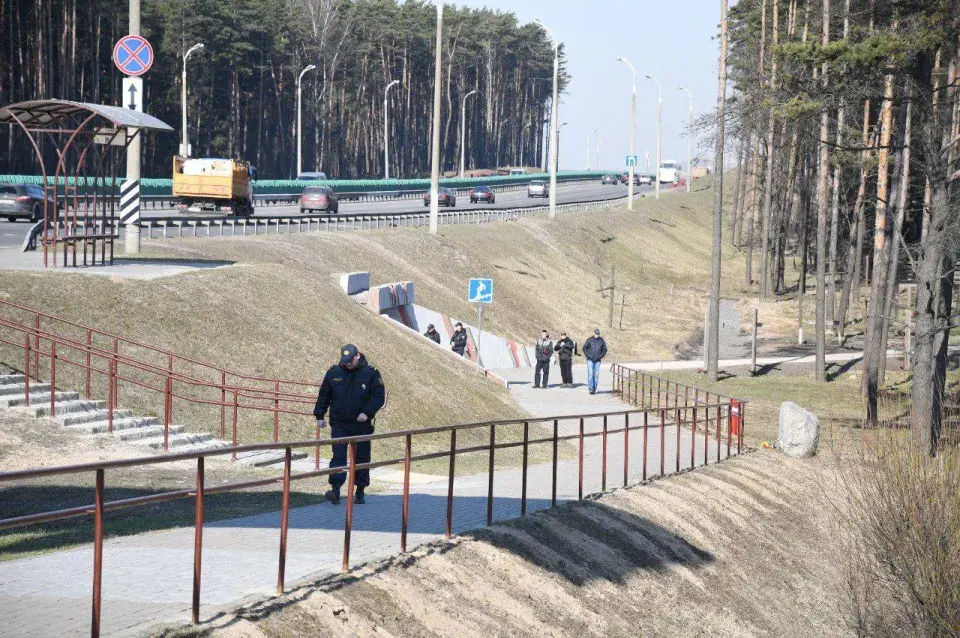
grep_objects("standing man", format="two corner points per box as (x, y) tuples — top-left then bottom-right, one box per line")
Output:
(314, 344), (386, 505)
(424, 323), (441, 344)
(554, 331), (578, 387)
(534, 330), (554, 389)
(450, 322), (468, 356)
(582, 328), (608, 395)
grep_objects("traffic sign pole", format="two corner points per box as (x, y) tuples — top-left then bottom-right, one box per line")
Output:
(124, 0), (142, 255)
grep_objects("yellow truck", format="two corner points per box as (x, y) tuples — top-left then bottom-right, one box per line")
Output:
(172, 156), (255, 216)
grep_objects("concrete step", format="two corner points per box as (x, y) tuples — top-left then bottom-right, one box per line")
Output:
(65, 416), (162, 436)
(59, 408), (134, 427)
(0, 374), (26, 385)
(114, 423), (186, 442)
(132, 431), (216, 451)
(1, 390), (80, 409)
(0, 382), (51, 397)
(28, 400), (106, 418)
(233, 449), (310, 467)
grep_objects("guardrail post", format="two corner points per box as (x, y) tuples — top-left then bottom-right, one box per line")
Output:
(446, 429), (456, 538)
(231, 390), (238, 461)
(85, 329), (92, 398)
(704, 397), (710, 465)
(342, 442), (356, 571)
(220, 371), (226, 439)
(623, 413), (630, 487)
(164, 366), (172, 442)
(659, 409), (666, 477)
(692, 408), (698, 468)
(401, 434), (411, 552)
(91, 468), (105, 638)
(49, 341), (56, 420)
(33, 314), (40, 380)
(716, 401), (722, 463)
(642, 411), (649, 480)
(192, 456), (205, 624)
(23, 331), (30, 407)
(277, 447), (291, 594)
(675, 408), (681, 473)
(578, 417), (585, 500)
(521, 421), (529, 517)
(487, 425), (496, 526)
(727, 404), (732, 458)
(112, 338), (119, 410)
(551, 419), (558, 507)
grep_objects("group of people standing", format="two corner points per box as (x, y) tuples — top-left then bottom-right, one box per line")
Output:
(424, 321), (470, 357)
(534, 328), (608, 393)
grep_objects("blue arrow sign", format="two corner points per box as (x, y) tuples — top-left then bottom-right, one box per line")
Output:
(625, 155), (638, 168)
(468, 278), (493, 304)
(113, 35), (154, 76)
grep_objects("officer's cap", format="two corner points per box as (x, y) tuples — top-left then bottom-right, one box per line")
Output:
(340, 344), (359, 364)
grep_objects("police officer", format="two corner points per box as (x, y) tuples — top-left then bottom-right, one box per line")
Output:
(314, 344), (386, 505)
(450, 322), (468, 356)
(424, 324), (441, 344)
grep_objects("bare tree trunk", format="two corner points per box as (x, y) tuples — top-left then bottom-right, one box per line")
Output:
(745, 142), (760, 283)
(707, 0), (729, 382)
(730, 138), (747, 246)
(814, 0), (831, 382)
(760, 0), (779, 299)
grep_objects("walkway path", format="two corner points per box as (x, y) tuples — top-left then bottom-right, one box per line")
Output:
(0, 363), (735, 636)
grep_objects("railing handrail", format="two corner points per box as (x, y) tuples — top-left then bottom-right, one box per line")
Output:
(609, 362), (744, 404)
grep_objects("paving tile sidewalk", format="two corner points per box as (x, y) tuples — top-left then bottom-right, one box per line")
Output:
(0, 364), (736, 637)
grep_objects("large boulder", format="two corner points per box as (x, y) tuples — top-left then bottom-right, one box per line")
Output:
(778, 401), (820, 458)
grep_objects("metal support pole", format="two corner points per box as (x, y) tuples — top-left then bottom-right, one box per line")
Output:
(125, 0), (142, 254)
(428, 1), (443, 235)
(384, 79), (400, 179)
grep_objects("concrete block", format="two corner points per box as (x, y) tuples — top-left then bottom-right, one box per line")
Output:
(367, 281), (415, 313)
(338, 271), (370, 295)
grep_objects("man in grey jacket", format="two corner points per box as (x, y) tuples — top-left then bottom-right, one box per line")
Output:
(534, 330), (554, 389)
(582, 328), (608, 394)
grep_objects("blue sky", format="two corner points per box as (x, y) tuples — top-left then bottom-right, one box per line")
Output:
(453, 0), (725, 172)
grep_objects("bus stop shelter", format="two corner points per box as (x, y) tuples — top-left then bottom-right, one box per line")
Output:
(0, 99), (173, 267)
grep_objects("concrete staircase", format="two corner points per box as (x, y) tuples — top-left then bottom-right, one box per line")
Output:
(0, 373), (305, 466)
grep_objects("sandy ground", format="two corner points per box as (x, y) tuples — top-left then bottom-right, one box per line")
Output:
(177, 450), (852, 637)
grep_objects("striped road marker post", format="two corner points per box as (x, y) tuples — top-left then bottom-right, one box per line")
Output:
(119, 178), (141, 227)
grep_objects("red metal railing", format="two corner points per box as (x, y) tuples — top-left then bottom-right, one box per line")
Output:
(0, 299), (321, 454)
(0, 395), (744, 637)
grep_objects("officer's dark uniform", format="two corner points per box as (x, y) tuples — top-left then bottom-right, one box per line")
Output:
(313, 346), (386, 495)
(424, 325), (441, 344)
(451, 327), (468, 356)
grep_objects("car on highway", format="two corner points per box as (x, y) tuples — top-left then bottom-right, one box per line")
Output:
(637, 173), (653, 185)
(424, 187), (457, 207)
(299, 186), (339, 214)
(296, 171), (328, 181)
(527, 180), (549, 198)
(601, 174), (619, 185)
(620, 172), (643, 186)
(0, 183), (58, 222)
(469, 185), (496, 204)
(658, 160), (682, 184)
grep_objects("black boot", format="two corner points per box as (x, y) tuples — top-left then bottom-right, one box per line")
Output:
(325, 487), (341, 504)
(354, 487), (366, 504)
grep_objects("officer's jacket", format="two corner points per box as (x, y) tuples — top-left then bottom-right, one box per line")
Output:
(313, 355), (386, 425)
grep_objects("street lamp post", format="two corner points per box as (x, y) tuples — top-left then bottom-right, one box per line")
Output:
(181, 43), (204, 157)
(679, 86), (694, 192)
(296, 63), (317, 177)
(384, 79), (400, 179)
(616, 56), (637, 210)
(520, 122), (533, 166)
(586, 129), (597, 170)
(459, 89), (478, 178)
(596, 139), (605, 171)
(429, 1), (444, 234)
(645, 73), (663, 199)
(557, 121), (568, 168)
(537, 18), (560, 218)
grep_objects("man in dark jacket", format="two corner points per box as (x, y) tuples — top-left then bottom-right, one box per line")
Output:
(582, 328), (608, 395)
(424, 324), (441, 344)
(450, 322), (468, 356)
(534, 330), (554, 389)
(314, 344), (386, 505)
(554, 332), (578, 387)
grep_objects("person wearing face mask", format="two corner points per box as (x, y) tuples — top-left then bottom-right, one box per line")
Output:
(534, 330), (554, 389)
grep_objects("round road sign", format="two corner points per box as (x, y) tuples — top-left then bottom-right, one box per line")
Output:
(113, 35), (154, 76)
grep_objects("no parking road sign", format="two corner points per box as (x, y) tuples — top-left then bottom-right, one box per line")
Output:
(113, 35), (154, 76)
(468, 278), (493, 304)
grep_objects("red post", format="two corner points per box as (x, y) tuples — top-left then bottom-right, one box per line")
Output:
(192, 457), (205, 624)
(342, 442), (356, 571)
(112, 338), (119, 409)
(739, 403), (745, 453)
(446, 429), (456, 538)
(487, 425), (496, 526)
(601, 415), (608, 492)
(85, 329), (92, 399)
(642, 411), (649, 481)
(675, 408), (681, 473)
(717, 402), (722, 463)
(107, 353), (114, 433)
(727, 404), (733, 458)
(521, 421), (529, 516)
(623, 412), (630, 487)
(23, 331), (30, 408)
(551, 419), (559, 507)
(401, 434), (411, 551)
(657, 378), (661, 409)
(691, 408), (698, 468)
(231, 390), (239, 461)
(219, 370), (226, 439)
(659, 409), (666, 477)
(578, 417), (585, 500)
(33, 314), (40, 380)
(704, 401), (710, 465)
(49, 340), (57, 420)
(91, 468), (104, 638)
(273, 380), (280, 443)
(277, 448), (291, 594)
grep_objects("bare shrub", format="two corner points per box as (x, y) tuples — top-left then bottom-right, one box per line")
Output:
(834, 429), (960, 636)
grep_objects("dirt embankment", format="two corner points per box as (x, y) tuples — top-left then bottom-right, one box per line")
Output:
(190, 451), (851, 637)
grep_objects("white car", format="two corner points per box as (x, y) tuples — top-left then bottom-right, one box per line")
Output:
(527, 180), (549, 198)
(658, 160), (681, 184)
(637, 174), (653, 186)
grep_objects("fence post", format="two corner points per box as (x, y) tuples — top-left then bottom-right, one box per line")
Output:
(402, 434), (411, 551)
(192, 456), (205, 624)
(601, 415), (608, 492)
(521, 421), (529, 516)
(659, 409), (666, 477)
(220, 371), (226, 439)
(643, 411), (649, 481)
(446, 429), (456, 539)
(112, 338), (118, 410)
(727, 404), (733, 458)
(716, 401), (722, 462)
(273, 380), (280, 443)
(23, 331), (30, 407)
(49, 340), (56, 420)
(231, 390), (239, 461)
(277, 448), (291, 594)
(91, 468), (105, 638)
(578, 417), (585, 500)
(487, 425), (496, 526)
(675, 408), (681, 473)
(33, 314), (40, 380)
(342, 442), (356, 571)
(623, 412), (630, 487)
(85, 329), (92, 398)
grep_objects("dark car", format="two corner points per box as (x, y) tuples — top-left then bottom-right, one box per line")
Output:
(424, 187), (456, 207)
(601, 174), (619, 185)
(620, 172), (643, 186)
(470, 185), (496, 204)
(0, 184), (58, 222)
(299, 186), (339, 213)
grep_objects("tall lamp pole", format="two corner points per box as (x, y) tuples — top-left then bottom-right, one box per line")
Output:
(586, 129), (597, 170)
(645, 73), (663, 199)
(679, 86), (693, 192)
(429, 0), (444, 234)
(383, 79), (400, 179)
(181, 43), (204, 158)
(296, 63), (316, 177)
(459, 89), (478, 178)
(616, 56), (637, 209)
(537, 18), (560, 218)
(520, 122), (533, 166)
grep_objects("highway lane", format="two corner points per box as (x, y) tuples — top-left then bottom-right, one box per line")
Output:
(0, 180), (654, 250)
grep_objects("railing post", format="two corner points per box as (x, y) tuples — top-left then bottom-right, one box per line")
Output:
(740, 403), (746, 453)
(521, 421), (529, 517)
(112, 338), (119, 410)
(578, 417), (585, 500)
(107, 350), (114, 433)
(164, 367), (172, 447)
(277, 448), (291, 594)
(192, 456), (205, 624)
(91, 468), (104, 638)
(692, 408), (698, 468)
(402, 434), (411, 551)
(642, 411), (649, 481)
(85, 329), (92, 399)
(623, 412), (630, 487)
(23, 331), (30, 407)
(727, 404), (733, 458)
(657, 378), (661, 409)
(659, 409), (666, 477)
(49, 340), (57, 420)
(675, 408), (681, 473)
(220, 371), (226, 439)
(487, 424), (495, 526)
(446, 429), (456, 539)
(273, 380), (280, 443)
(641, 374), (645, 408)
(33, 314), (40, 380)
(716, 401), (722, 463)
(342, 442), (356, 571)
(704, 397), (710, 465)
(551, 419), (559, 507)
(231, 390), (239, 461)
(601, 415), (608, 492)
